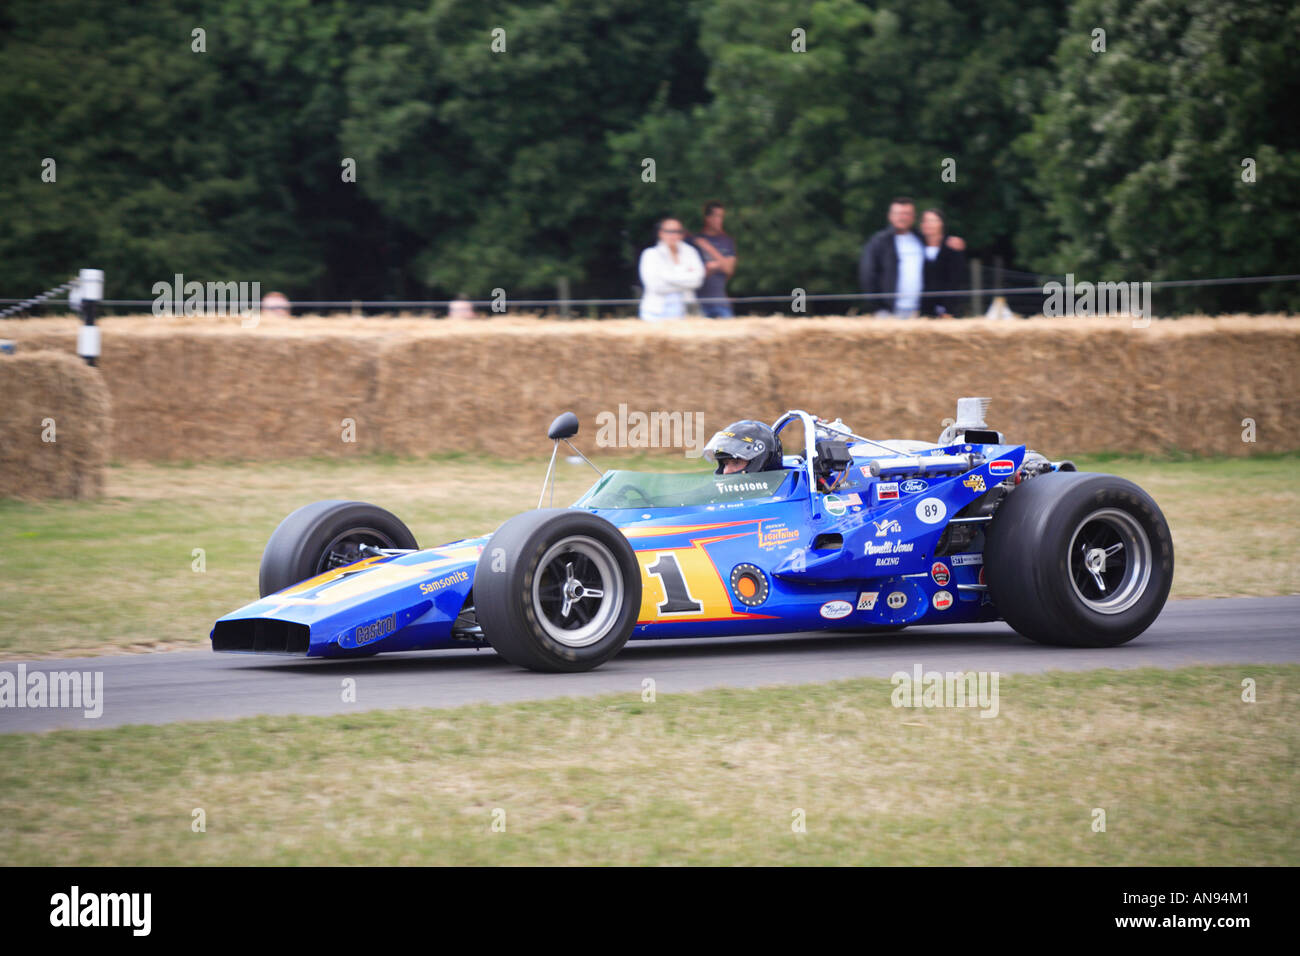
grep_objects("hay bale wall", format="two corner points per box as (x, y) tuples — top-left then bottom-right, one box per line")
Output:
(0, 315), (1294, 462)
(0, 350), (112, 498)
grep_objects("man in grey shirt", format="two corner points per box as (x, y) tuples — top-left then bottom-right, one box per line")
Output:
(689, 201), (737, 318)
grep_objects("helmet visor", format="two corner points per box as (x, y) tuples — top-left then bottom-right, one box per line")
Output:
(703, 430), (768, 463)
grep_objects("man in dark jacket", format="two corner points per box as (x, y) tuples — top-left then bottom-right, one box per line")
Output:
(858, 198), (965, 317)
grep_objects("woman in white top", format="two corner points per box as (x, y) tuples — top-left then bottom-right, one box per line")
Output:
(638, 217), (705, 320)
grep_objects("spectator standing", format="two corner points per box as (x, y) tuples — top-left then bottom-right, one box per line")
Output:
(261, 291), (292, 318)
(448, 293), (477, 319)
(858, 197), (965, 317)
(688, 201), (737, 318)
(638, 217), (705, 321)
(920, 209), (967, 317)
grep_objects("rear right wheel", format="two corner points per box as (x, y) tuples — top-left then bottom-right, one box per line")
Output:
(984, 472), (1173, 647)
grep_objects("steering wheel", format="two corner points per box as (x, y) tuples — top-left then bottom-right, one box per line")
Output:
(610, 485), (654, 508)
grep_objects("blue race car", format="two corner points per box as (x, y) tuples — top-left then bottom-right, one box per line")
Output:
(211, 399), (1174, 671)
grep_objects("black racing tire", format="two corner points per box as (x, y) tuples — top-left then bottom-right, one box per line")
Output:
(259, 500), (418, 598)
(984, 472), (1173, 647)
(474, 509), (642, 672)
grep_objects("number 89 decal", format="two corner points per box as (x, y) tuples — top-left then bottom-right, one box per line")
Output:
(915, 497), (947, 525)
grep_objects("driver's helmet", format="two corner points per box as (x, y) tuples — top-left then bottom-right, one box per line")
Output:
(703, 420), (783, 475)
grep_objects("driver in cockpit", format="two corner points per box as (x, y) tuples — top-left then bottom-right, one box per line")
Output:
(703, 420), (784, 475)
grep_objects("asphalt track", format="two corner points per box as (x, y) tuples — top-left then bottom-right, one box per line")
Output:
(2, 595), (1297, 732)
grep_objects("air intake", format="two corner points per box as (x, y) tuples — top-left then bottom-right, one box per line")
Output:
(212, 618), (310, 654)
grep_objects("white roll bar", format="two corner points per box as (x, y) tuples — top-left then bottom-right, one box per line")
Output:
(772, 410), (820, 497)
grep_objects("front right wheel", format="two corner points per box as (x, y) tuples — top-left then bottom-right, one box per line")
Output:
(258, 499), (418, 598)
(984, 472), (1173, 647)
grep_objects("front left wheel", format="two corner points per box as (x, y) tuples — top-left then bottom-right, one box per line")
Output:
(474, 509), (642, 672)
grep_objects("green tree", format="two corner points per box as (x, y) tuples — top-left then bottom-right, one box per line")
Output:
(610, 0), (1063, 304)
(0, 0), (405, 301)
(340, 0), (706, 300)
(3, 0), (1296, 313)
(1016, 0), (1300, 311)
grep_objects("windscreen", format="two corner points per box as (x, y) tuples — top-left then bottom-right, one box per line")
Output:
(577, 470), (792, 509)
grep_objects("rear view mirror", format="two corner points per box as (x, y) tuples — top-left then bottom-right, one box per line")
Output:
(538, 412), (598, 508)
(548, 411), (580, 440)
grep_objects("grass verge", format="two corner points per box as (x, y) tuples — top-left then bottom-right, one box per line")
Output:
(0, 666), (1293, 865)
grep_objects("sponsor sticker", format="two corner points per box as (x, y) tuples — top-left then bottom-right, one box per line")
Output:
(931, 562), (951, 586)
(820, 600), (853, 620)
(354, 612), (398, 646)
(876, 481), (899, 502)
(950, 553), (983, 567)
(989, 459), (1015, 476)
(864, 540), (914, 555)
(715, 479), (777, 494)
(916, 497), (947, 524)
(886, 591), (907, 610)
(419, 569), (469, 595)
(963, 474), (987, 493)
(932, 590), (954, 611)
(857, 591), (878, 611)
(872, 518), (902, 537)
(900, 478), (929, 495)
(824, 494), (848, 517)
(758, 522), (799, 550)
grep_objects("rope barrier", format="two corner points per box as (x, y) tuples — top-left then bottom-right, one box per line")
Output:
(3, 273), (1298, 314)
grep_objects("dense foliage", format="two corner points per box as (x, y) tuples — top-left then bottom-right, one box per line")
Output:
(1, 0), (1295, 310)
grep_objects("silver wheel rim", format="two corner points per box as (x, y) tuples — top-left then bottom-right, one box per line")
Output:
(1067, 508), (1152, 614)
(531, 535), (624, 648)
